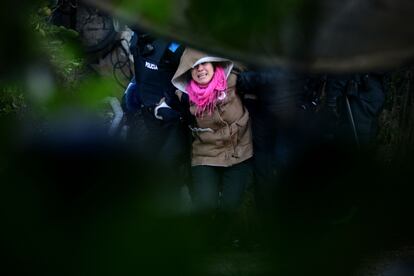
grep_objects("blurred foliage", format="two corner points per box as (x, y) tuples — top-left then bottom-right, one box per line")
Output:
(117, 0), (173, 26)
(1, 2), (84, 115)
(110, 0), (315, 64)
(0, 1), (35, 78)
(31, 6), (85, 88)
(90, 0), (414, 71)
(0, 2), (121, 126)
(0, 86), (26, 116)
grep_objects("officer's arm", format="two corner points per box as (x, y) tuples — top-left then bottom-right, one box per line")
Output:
(236, 69), (282, 94)
(175, 90), (189, 106)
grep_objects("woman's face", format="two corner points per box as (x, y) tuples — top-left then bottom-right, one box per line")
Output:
(191, 62), (215, 85)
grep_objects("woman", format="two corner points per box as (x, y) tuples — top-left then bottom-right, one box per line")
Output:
(171, 48), (253, 212)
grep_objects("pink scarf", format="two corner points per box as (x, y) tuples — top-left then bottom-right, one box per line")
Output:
(186, 66), (227, 117)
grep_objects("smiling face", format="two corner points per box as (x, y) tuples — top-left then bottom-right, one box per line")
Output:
(191, 62), (215, 85)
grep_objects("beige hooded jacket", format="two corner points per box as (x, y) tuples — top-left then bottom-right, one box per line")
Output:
(172, 48), (253, 167)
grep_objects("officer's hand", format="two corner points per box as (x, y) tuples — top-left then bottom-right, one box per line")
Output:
(154, 97), (180, 122)
(156, 108), (181, 122)
(154, 97), (167, 120)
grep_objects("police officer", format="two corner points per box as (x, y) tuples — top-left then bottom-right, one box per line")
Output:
(324, 73), (386, 146)
(236, 67), (314, 212)
(122, 31), (189, 203)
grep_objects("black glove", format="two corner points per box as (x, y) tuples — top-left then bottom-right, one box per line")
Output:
(156, 107), (181, 122)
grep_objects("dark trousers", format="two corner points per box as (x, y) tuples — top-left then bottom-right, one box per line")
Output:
(191, 160), (252, 212)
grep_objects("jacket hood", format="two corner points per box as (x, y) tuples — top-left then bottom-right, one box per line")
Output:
(172, 48), (234, 93)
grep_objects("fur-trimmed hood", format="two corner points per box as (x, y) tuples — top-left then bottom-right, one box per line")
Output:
(171, 48), (234, 93)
